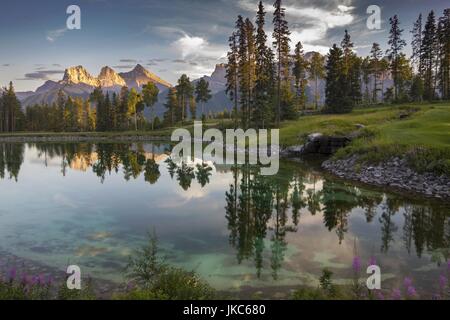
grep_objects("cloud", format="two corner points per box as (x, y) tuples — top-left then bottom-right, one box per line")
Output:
(2, 64), (10, 67)
(168, 32), (227, 78)
(112, 65), (135, 70)
(172, 34), (227, 60)
(46, 28), (68, 42)
(18, 70), (64, 81)
(237, 0), (355, 53)
(120, 59), (139, 63)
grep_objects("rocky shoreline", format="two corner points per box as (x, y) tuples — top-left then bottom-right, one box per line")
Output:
(322, 155), (450, 200)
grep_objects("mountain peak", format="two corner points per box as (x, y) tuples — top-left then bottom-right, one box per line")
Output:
(211, 63), (226, 82)
(62, 66), (99, 86)
(98, 66), (126, 87)
(119, 64), (171, 89)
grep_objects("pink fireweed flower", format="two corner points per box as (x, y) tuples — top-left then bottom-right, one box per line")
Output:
(391, 288), (402, 300)
(352, 256), (361, 274)
(439, 274), (447, 290)
(368, 256), (377, 267)
(376, 290), (385, 300)
(404, 277), (413, 288)
(406, 286), (417, 298)
(7, 267), (17, 282)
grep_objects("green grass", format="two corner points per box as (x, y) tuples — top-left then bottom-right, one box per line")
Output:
(280, 102), (450, 175)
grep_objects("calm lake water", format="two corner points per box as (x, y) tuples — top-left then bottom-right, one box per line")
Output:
(0, 142), (448, 297)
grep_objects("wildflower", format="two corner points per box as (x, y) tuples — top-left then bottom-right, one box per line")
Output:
(404, 277), (413, 288)
(352, 256), (361, 274)
(376, 290), (384, 300)
(7, 267), (17, 282)
(368, 256), (377, 267)
(406, 286), (417, 298)
(439, 274), (447, 290)
(391, 288), (402, 300)
(46, 275), (53, 286)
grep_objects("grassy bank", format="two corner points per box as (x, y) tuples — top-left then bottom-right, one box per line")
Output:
(280, 102), (450, 175)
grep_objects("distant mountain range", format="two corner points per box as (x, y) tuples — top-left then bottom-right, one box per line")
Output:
(16, 63), (234, 118)
(14, 53), (392, 118)
(18, 64), (172, 109)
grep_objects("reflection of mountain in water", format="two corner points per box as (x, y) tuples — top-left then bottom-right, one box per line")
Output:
(0, 142), (449, 279)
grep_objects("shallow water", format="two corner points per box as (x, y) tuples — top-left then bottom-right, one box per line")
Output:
(0, 142), (448, 297)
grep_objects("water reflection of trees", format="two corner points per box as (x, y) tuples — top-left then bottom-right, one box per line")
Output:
(1, 143), (449, 274)
(224, 163), (449, 279)
(0, 143), (24, 181)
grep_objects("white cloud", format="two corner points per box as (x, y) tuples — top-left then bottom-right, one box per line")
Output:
(170, 33), (227, 78)
(237, 0), (355, 53)
(46, 28), (68, 42)
(172, 34), (227, 60)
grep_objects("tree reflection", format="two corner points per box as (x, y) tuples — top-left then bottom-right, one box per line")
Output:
(1, 142), (449, 275)
(0, 143), (24, 181)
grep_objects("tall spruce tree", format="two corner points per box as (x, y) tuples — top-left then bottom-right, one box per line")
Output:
(272, 0), (291, 125)
(226, 31), (239, 128)
(195, 78), (212, 120)
(309, 52), (325, 110)
(386, 15), (407, 101)
(176, 74), (194, 124)
(341, 30), (361, 106)
(0, 82), (23, 132)
(370, 43), (383, 103)
(142, 82), (159, 130)
(163, 87), (178, 126)
(254, 1), (275, 128)
(325, 45), (351, 113)
(421, 10), (437, 101)
(293, 41), (308, 112)
(411, 14), (423, 73)
(438, 9), (450, 99)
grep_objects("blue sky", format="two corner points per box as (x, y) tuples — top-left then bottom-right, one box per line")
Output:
(0, 0), (448, 91)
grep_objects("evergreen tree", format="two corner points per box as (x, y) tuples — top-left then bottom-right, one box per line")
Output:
(308, 52), (325, 110)
(254, 1), (275, 128)
(438, 9), (450, 99)
(142, 82), (159, 130)
(163, 87), (178, 126)
(118, 86), (129, 130)
(127, 88), (141, 131)
(90, 86), (105, 131)
(110, 92), (119, 130)
(195, 78), (212, 120)
(386, 15), (407, 101)
(421, 10), (437, 100)
(410, 75), (425, 101)
(237, 16), (256, 129)
(341, 30), (361, 106)
(293, 41), (308, 112)
(226, 31), (239, 128)
(176, 74), (194, 124)
(0, 82), (24, 132)
(272, 0), (291, 125)
(103, 93), (112, 131)
(411, 14), (423, 73)
(361, 56), (371, 104)
(325, 44), (351, 113)
(370, 43), (383, 103)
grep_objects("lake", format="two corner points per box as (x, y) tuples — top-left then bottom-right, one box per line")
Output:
(0, 142), (448, 298)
